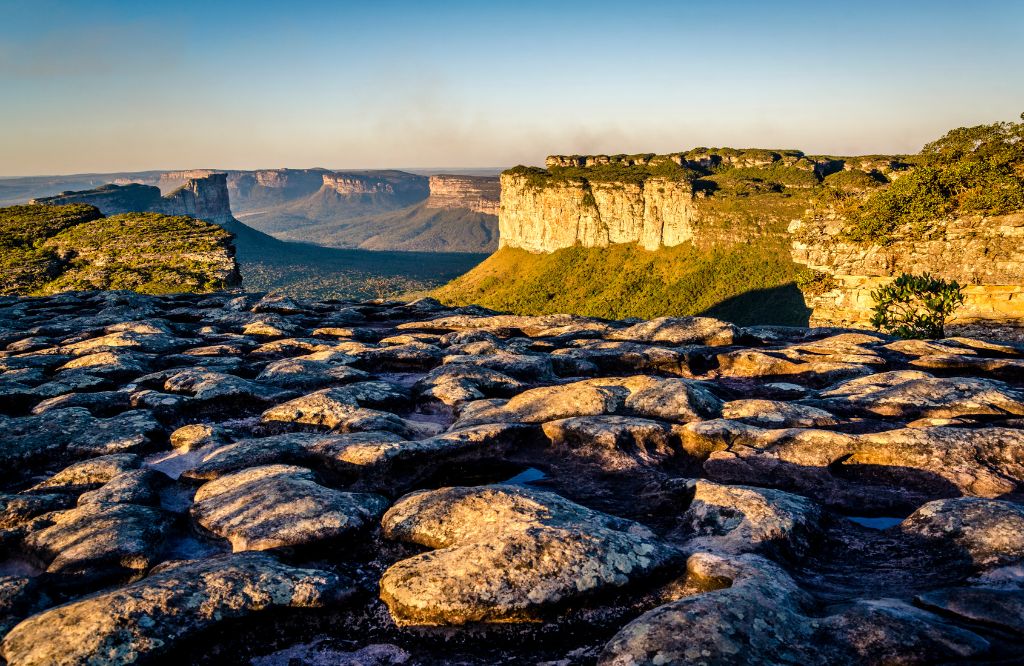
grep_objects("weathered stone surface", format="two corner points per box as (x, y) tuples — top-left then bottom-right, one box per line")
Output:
(1, 410), (159, 473)
(380, 485), (681, 625)
(163, 369), (287, 404)
(414, 364), (524, 406)
(30, 453), (142, 492)
(2, 292), (1024, 662)
(721, 399), (838, 427)
(169, 423), (231, 451)
(261, 389), (428, 438)
(608, 316), (739, 346)
(255, 356), (368, 389)
(917, 587), (1024, 636)
(23, 502), (173, 577)
(599, 553), (988, 665)
(179, 434), (317, 480)
(455, 376), (721, 428)
(899, 498), (1024, 569)
(818, 371), (1024, 419)
(76, 468), (165, 506)
(192, 465), (388, 551)
(674, 480), (824, 556)
(541, 416), (683, 470)
(696, 423), (1024, 511)
(0, 553), (347, 666)
(714, 348), (872, 386)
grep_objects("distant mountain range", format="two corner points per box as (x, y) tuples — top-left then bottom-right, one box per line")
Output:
(2, 167), (501, 254)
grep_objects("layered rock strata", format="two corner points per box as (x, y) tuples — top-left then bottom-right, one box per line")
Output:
(498, 173), (696, 252)
(425, 175), (500, 215)
(791, 212), (1024, 327)
(32, 173), (235, 225)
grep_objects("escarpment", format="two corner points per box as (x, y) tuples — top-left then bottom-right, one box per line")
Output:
(425, 175), (500, 215)
(33, 173), (235, 225)
(791, 212), (1024, 328)
(499, 172), (697, 252)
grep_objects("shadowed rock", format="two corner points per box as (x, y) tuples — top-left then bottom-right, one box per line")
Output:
(0, 553), (348, 666)
(191, 465), (388, 551)
(23, 502), (173, 579)
(599, 552), (988, 665)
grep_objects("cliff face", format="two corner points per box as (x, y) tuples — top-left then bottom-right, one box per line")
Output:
(498, 173), (696, 252)
(425, 175), (500, 216)
(33, 174), (234, 226)
(791, 213), (1024, 327)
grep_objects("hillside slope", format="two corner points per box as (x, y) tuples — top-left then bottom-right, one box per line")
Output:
(0, 204), (239, 295)
(268, 201), (498, 252)
(434, 243), (809, 325)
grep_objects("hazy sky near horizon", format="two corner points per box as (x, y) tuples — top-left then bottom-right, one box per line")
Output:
(1, 0), (1022, 176)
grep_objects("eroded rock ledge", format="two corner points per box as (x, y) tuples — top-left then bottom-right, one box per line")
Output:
(0, 292), (1022, 664)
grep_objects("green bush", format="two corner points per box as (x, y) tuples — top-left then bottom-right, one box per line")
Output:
(869, 273), (965, 339)
(842, 116), (1024, 244)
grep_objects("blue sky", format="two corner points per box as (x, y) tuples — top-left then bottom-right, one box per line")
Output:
(1, 0), (1021, 175)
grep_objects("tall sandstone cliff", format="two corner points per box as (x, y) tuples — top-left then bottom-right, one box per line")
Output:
(33, 174), (234, 225)
(425, 175), (500, 216)
(791, 213), (1024, 327)
(498, 173), (696, 252)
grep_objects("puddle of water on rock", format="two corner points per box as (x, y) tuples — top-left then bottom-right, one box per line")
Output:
(846, 516), (904, 530)
(0, 555), (44, 578)
(159, 484), (196, 513)
(375, 372), (422, 389)
(504, 467), (547, 486)
(162, 533), (228, 561)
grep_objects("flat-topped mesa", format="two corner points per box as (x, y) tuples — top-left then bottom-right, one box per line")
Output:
(320, 171), (430, 200)
(158, 170), (220, 192)
(33, 173), (234, 225)
(322, 173), (394, 195)
(164, 173), (234, 224)
(424, 175), (500, 215)
(791, 212), (1024, 328)
(498, 166), (698, 253)
(544, 150), (907, 178)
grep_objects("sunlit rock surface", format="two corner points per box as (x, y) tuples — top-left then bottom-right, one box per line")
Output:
(0, 291), (1022, 663)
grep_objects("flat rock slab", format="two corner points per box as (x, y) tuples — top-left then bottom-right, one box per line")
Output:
(23, 502), (174, 578)
(818, 372), (1024, 419)
(379, 485), (682, 625)
(261, 388), (428, 439)
(0, 553), (347, 666)
(191, 465), (389, 551)
(599, 552), (989, 666)
(674, 480), (824, 557)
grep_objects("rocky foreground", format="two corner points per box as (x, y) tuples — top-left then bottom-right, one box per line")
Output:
(0, 292), (1023, 664)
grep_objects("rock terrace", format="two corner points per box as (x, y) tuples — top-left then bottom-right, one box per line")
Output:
(0, 291), (1022, 664)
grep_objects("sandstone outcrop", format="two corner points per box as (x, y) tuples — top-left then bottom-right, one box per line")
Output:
(424, 175), (500, 215)
(0, 292), (1022, 662)
(33, 173), (235, 225)
(499, 172), (697, 252)
(791, 212), (1024, 328)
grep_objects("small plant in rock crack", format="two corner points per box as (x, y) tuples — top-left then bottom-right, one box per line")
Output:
(870, 272), (965, 339)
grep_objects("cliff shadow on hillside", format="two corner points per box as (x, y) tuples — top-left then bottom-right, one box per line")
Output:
(699, 283), (812, 327)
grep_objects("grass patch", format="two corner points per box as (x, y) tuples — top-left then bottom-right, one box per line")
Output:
(435, 242), (810, 326)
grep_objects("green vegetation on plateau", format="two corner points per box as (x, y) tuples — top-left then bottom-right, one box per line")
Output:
(836, 116), (1024, 244)
(435, 243), (810, 326)
(0, 204), (238, 296)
